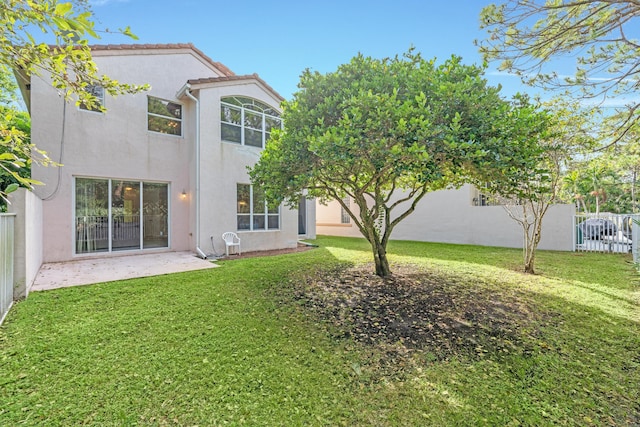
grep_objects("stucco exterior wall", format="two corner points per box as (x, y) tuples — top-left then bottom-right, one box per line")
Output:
(195, 82), (299, 253)
(7, 188), (43, 298)
(317, 184), (575, 251)
(28, 46), (308, 262)
(30, 50), (210, 262)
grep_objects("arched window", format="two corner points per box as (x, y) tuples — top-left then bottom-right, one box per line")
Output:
(220, 96), (281, 148)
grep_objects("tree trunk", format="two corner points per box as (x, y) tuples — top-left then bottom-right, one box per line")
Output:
(523, 206), (544, 274)
(371, 239), (391, 278)
(523, 246), (536, 274)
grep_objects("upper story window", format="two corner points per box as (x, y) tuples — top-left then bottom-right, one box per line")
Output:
(79, 84), (104, 112)
(221, 96), (281, 148)
(148, 96), (182, 136)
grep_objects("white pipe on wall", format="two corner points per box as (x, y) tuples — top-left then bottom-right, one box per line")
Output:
(177, 84), (206, 259)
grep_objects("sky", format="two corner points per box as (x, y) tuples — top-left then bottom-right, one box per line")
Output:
(84, 0), (533, 101)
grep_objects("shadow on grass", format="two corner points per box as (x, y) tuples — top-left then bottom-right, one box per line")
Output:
(314, 235), (636, 285)
(273, 247), (640, 425)
(311, 236), (639, 324)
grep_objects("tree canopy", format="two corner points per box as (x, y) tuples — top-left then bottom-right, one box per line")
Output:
(250, 50), (549, 277)
(478, 0), (640, 145)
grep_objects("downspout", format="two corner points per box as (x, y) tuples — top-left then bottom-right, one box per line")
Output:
(178, 83), (207, 259)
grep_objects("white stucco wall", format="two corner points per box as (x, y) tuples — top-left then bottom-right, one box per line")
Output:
(194, 81), (299, 253)
(317, 184), (575, 251)
(7, 188), (43, 298)
(29, 46), (309, 262)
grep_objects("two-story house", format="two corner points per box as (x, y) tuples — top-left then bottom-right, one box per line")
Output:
(16, 43), (315, 264)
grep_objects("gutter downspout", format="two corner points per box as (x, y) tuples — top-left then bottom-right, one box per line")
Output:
(178, 83), (206, 259)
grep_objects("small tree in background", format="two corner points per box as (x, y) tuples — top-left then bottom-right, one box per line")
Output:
(250, 50), (549, 278)
(482, 99), (597, 274)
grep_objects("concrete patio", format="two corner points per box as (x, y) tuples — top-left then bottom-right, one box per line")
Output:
(32, 251), (218, 291)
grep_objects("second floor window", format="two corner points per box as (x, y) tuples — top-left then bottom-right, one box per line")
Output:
(221, 96), (281, 148)
(79, 84), (104, 112)
(148, 96), (182, 136)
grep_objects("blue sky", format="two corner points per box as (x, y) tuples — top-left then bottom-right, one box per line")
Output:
(85, 0), (535, 101)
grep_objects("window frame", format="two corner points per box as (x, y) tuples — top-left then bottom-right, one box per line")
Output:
(221, 96), (281, 149)
(79, 84), (105, 113)
(340, 197), (351, 224)
(236, 183), (280, 231)
(73, 176), (170, 255)
(147, 96), (183, 137)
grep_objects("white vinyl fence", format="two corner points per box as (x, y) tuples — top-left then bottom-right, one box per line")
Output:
(0, 213), (15, 325)
(573, 213), (639, 263)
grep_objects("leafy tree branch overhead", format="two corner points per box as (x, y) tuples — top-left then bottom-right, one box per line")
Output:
(478, 0), (640, 145)
(4, 0), (144, 107)
(0, 0), (148, 200)
(250, 49), (550, 278)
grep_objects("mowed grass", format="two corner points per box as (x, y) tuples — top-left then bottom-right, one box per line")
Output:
(0, 236), (638, 426)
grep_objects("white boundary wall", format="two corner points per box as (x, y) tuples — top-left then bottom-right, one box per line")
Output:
(8, 188), (43, 299)
(317, 184), (575, 251)
(0, 213), (15, 325)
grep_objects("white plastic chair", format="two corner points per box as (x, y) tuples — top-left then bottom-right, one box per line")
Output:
(222, 232), (241, 256)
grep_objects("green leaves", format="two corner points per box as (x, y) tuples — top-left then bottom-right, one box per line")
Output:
(478, 0), (640, 146)
(0, 0), (148, 202)
(250, 49), (547, 276)
(53, 2), (73, 16)
(5, 183), (19, 194)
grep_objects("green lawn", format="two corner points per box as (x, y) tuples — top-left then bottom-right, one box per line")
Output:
(1, 236), (638, 426)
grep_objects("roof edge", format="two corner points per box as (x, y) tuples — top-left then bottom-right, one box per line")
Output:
(187, 74), (284, 102)
(89, 43), (235, 77)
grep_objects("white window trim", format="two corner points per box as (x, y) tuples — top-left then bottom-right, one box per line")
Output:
(237, 183), (280, 232)
(340, 197), (351, 224)
(72, 176), (171, 256)
(221, 98), (282, 149)
(147, 96), (183, 137)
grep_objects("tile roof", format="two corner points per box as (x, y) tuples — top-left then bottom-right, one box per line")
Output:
(89, 43), (235, 77)
(188, 74), (284, 102)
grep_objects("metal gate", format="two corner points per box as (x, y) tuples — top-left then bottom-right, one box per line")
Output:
(573, 213), (639, 262)
(0, 213), (15, 325)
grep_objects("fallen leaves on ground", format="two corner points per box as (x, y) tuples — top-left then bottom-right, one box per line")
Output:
(283, 264), (558, 368)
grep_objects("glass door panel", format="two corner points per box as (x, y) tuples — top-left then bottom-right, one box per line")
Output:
(112, 180), (141, 251)
(298, 197), (306, 235)
(75, 178), (109, 254)
(143, 183), (168, 249)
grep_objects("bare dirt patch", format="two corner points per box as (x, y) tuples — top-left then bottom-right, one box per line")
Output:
(287, 264), (555, 364)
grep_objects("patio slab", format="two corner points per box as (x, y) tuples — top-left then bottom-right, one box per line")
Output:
(32, 251), (218, 291)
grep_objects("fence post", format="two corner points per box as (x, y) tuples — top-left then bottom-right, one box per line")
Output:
(632, 214), (640, 265)
(0, 213), (15, 325)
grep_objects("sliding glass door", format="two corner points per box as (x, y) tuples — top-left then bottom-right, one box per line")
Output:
(75, 178), (168, 254)
(143, 182), (168, 249)
(75, 178), (109, 254)
(112, 180), (141, 251)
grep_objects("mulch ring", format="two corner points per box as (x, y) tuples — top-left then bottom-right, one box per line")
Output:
(220, 242), (317, 260)
(287, 264), (558, 364)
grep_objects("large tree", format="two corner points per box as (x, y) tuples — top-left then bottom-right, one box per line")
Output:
(478, 1), (640, 146)
(0, 0), (145, 199)
(250, 50), (548, 278)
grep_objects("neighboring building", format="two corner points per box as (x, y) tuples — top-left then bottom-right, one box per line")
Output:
(317, 184), (574, 251)
(15, 43), (315, 263)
